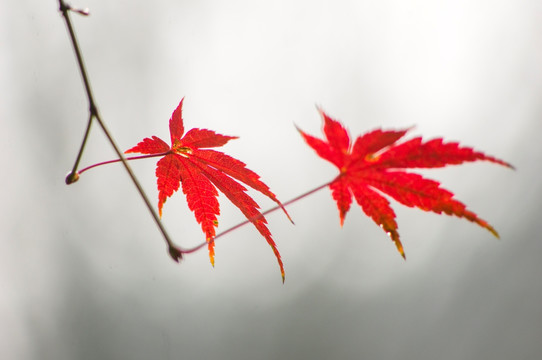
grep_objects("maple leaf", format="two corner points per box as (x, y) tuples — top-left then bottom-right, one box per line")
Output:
(126, 98), (291, 280)
(298, 109), (513, 258)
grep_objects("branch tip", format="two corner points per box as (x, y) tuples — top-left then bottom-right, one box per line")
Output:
(65, 171), (80, 184)
(168, 245), (183, 262)
(72, 7), (90, 16)
(60, 2), (90, 16)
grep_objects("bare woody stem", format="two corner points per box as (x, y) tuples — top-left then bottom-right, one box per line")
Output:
(58, 1), (183, 261)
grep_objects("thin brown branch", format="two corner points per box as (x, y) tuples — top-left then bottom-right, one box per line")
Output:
(58, 0), (183, 261)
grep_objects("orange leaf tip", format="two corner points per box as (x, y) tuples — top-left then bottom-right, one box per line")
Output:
(395, 240), (406, 260)
(208, 238), (215, 267)
(484, 223), (500, 239)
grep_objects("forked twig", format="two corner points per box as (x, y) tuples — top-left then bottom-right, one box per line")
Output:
(58, 0), (183, 261)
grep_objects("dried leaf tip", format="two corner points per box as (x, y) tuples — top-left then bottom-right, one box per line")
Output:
(395, 241), (406, 260)
(482, 222), (500, 239)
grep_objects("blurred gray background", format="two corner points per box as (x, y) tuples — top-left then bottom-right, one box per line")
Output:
(2, 1), (541, 359)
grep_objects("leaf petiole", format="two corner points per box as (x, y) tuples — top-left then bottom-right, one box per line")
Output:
(183, 180), (333, 254)
(75, 152), (169, 177)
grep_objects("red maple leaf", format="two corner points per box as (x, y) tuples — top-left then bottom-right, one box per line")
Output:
(298, 109), (513, 258)
(126, 98), (290, 280)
